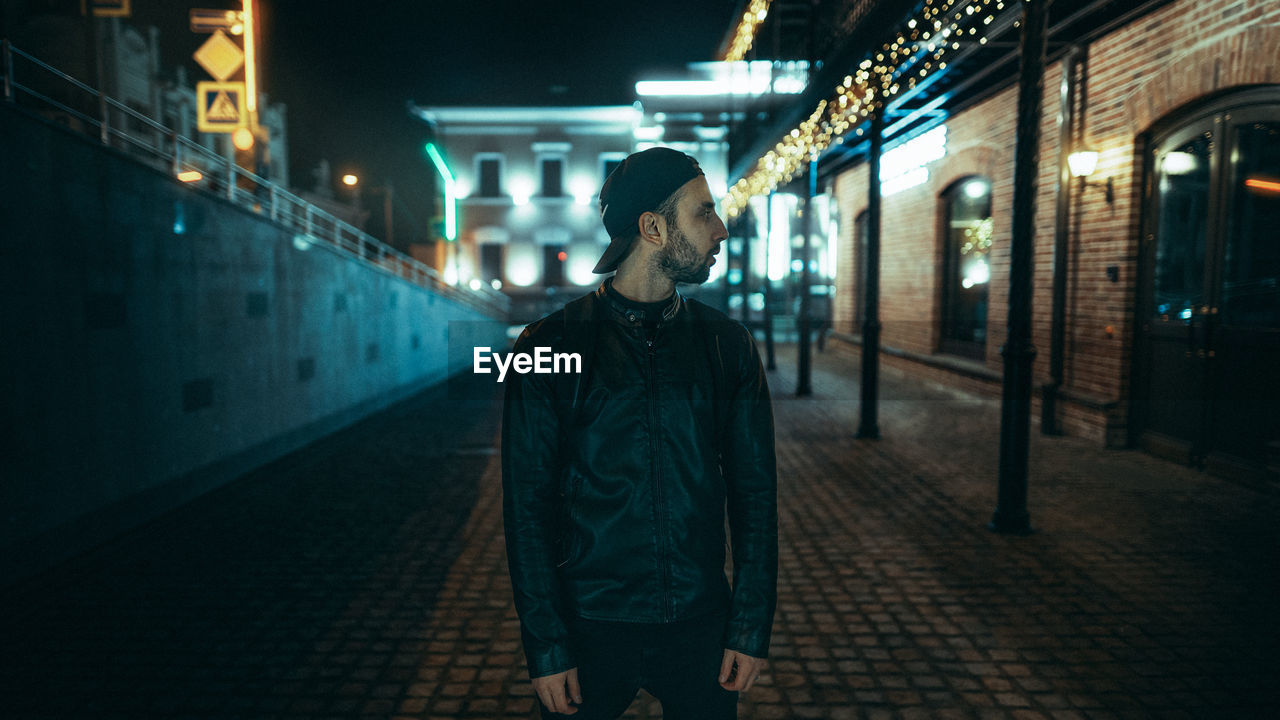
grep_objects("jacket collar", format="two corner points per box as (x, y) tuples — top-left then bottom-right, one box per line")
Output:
(595, 279), (684, 328)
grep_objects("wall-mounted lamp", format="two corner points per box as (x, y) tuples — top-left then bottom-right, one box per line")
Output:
(1067, 149), (1113, 204)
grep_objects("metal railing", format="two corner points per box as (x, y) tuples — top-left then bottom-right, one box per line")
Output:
(1, 39), (508, 319)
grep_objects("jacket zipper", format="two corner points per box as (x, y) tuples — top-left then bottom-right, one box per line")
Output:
(646, 336), (671, 620)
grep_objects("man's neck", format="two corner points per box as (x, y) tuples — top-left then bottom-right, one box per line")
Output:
(610, 267), (675, 303)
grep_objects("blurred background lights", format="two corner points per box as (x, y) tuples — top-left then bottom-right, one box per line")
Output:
(1067, 150), (1099, 178)
(964, 179), (990, 198)
(567, 253), (597, 286)
(342, 174), (358, 186)
(509, 175), (534, 206)
(879, 125), (948, 196)
(1163, 151), (1197, 175)
(633, 125), (665, 141)
(506, 244), (539, 287)
(232, 127), (255, 151)
(768, 194), (796, 282)
(961, 259), (990, 289)
(571, 176), (596, 206)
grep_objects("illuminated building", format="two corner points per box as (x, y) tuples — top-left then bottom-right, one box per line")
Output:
(409, 61), (805, 320)
(718, 0), (1280, 477)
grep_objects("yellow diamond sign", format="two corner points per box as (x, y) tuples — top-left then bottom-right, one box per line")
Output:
(193, 30), (244, 81)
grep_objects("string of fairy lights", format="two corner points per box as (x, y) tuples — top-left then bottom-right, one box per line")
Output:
(722, 0), (1014, 218)
(724, 0), (773, 63)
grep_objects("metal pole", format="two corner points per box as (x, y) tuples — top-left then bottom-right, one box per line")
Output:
(741, 213), (753, 324)
(990, 0), (1048, 535)
(93, 18), (109, 145)
(1042, 46), (1082, 435)
(857, 110), (884, 440)
(170, 131), (180, 176)
(2, 39), (14, 102)
(764, 194), (777, 371)
(797, 157), (815, 396)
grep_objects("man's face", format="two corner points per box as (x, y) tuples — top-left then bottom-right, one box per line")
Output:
(656, 177), (728, 285)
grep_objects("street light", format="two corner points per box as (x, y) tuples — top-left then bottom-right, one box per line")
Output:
(340, 173), (395, 246)
(1067, 148), (1113, 204)
(242, 0), (258, 115)
(232, 127), (255, 151)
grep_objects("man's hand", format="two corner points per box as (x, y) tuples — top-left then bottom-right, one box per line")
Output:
(719, 649), (767, 692)
(531, 667), (582, 715)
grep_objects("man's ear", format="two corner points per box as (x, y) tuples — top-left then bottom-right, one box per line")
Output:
(637, 210), (664, 246)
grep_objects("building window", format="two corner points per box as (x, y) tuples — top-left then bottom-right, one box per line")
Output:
(480, 244), (504, 283)
(477, 156), (502, 197)
(540, 157), (564, 197)
(939, 177), (992, 359)
(543, 244), (566, 287)
(603, 157), (623, 182)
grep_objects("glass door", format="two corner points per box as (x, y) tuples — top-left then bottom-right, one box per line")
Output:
(1139, 94), (1280, 470)
(1141, 121), (1216, 459)
(1209, 110), (1280, 466)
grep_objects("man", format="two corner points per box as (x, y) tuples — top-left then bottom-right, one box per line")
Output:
(502, 147), (778, 719)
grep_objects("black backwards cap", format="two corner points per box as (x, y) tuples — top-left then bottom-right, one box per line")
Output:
(594, 147), (704, 274)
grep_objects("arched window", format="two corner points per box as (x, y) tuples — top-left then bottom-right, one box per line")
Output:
(939, 177), (993, 359)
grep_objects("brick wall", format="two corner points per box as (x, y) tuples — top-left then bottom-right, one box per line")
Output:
(831, 0), (1279, 445)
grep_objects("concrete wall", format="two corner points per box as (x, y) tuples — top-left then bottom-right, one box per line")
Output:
(0, 105), (506, 583)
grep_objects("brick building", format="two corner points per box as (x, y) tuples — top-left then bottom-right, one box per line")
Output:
(720, 0), (1278, 477)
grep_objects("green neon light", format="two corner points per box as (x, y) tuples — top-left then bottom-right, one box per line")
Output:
(425, 143), (457, 241)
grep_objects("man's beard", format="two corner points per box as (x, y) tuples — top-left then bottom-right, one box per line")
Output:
(656, 222), (712, 284)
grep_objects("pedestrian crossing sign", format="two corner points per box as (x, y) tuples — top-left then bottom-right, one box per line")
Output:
(197, 81), (246, 133)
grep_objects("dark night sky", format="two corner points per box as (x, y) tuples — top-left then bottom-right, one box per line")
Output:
(122, 0), (741, 243)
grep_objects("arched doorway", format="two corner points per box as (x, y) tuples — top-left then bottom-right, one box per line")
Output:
(938, 176), (993, 360)
(1135, 87), (1280, 472)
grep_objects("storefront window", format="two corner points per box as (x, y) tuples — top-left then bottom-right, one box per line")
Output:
(939, 177), (992, 359)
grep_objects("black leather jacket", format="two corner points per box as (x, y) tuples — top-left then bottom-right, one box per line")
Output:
(502, 282), (778, 678)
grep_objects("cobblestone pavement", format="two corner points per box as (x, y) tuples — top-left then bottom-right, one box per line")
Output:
(2, 344), (1277, 719)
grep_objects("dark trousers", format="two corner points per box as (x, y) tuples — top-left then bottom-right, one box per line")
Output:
(540, 610), (738, 720)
